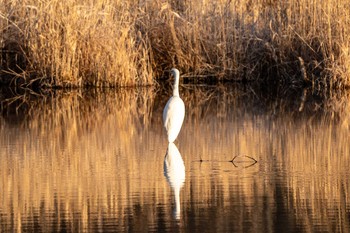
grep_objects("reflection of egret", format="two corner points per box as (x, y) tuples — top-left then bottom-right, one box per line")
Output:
(163, 68), (185, 143)
(164, 142), (185, 219)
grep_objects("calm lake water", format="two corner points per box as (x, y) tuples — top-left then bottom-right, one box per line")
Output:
(0, 85), (350, 232)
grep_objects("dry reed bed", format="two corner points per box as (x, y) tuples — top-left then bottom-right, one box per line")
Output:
(0, 0), (350, 89)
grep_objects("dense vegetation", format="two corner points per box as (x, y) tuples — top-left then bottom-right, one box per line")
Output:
(1, 0), (350, 89)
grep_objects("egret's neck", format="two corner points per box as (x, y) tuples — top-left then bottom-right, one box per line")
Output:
(173, 73), (180, 97)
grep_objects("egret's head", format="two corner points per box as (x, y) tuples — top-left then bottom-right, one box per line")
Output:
(170, 68), (180, 79)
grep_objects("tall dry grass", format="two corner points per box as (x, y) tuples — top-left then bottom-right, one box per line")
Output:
(0, 0), (154, 87)
(0, 0), (350, 89)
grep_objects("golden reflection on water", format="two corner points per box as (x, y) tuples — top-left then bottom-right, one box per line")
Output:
(0, 86), (350, 232)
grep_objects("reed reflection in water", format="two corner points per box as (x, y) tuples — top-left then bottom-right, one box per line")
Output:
(0, 86), (349, 232)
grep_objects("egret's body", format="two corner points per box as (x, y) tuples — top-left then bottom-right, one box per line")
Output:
(163, 68), (185, 143)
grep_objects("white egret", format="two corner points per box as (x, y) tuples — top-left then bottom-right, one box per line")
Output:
(163, 68), (185, 143)
(164, 142), (185, 219)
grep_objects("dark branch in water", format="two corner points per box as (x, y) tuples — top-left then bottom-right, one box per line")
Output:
(194, 155), (258, 168)
(198, 156), (210, 163)
(229, 155), (258, 168)
(229, 155), (258, 163)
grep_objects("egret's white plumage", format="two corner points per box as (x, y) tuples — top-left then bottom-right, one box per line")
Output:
(163, 68), (185, 143)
